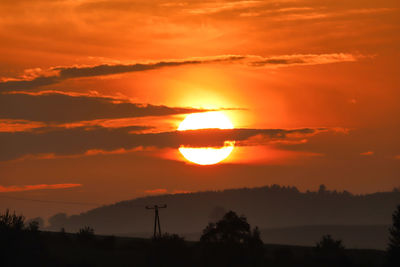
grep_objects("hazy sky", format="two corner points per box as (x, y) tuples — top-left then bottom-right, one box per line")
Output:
(0, 0), (399, 219)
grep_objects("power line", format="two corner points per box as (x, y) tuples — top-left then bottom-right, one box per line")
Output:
(1, 194), (150, 208)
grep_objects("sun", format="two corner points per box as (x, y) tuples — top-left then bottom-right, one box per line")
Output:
(177, 111), (235, 165)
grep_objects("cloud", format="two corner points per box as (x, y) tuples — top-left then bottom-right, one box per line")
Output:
(0, 119), (45, 132)
(248, 53), (357, 67)
(271, 7), (396, 22)
(56, 56), (242, 78)
(0, 76), (59, 92)
(0, 126), (316, 161)
(0, 91), (212, 123)
(144, 189), (191, 195)
(0, 54), (359, 92)
(176, 128), (316, 147)
(0, 55), (243, 91)
(0, 183), (82, 193)
(186, 0), (262, 15)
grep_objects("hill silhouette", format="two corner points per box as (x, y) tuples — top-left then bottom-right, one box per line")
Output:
(47, 184), (400, 249)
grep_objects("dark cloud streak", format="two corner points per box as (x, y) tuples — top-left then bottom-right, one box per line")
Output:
(0, 56), (244, 92)
(0, 54), (357, 92)
(0, 76), (59, 91)
(0, 92), (212, 123)
(0, 126), (315, 161)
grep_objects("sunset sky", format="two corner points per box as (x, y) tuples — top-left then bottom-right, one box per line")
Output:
(1, 0), (399, 219)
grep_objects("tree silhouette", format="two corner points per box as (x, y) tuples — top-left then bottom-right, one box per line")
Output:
(200, 211), (264, 266)
(386, 205), (400, 266)
(0, 210), (43, 265)
(201, 211), (260, 244)
(0, 209), (25, 232)
(318, 184), (327, 194)
(316, 234), (344, 251)
(26, 217), (44, 229)
(314, 235), (350, 267)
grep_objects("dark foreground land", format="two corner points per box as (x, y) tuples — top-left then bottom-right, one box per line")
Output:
(3, 200), (400, 266)
(1, 230), (386, 267)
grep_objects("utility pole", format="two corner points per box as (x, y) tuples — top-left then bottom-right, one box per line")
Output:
(145, 204), (167, 238)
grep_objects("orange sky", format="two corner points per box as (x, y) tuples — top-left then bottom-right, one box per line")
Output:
(0, 0), (399, 219)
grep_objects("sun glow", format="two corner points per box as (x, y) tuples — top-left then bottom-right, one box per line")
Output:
(178, 112), (235, 165)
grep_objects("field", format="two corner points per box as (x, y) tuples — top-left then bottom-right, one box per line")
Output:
(1, 230), (386, 267)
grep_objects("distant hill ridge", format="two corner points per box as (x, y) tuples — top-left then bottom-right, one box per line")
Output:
(47, 184), (400, 247)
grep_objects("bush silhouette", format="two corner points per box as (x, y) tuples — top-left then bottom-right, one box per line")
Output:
(27, 220), (40, 232)
(386, 205), (400, 266)
(77, 226), (95, 241)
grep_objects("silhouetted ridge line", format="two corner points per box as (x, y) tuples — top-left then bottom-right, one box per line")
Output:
(45, 183), (400, 249)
